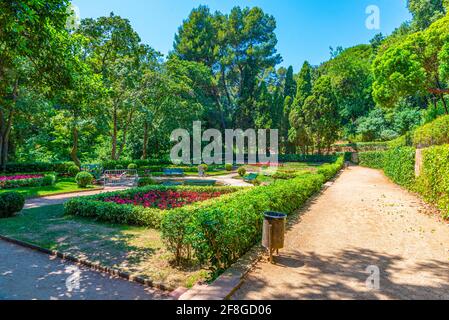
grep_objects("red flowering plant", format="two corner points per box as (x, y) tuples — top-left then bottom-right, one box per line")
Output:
(103, 190), (226, 210)
(0, 174), (55, 189)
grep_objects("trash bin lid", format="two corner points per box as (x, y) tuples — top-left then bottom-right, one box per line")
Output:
(264, 211), (287, 220)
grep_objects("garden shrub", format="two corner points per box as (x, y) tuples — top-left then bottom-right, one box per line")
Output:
(162, 157), (344, 269)
(358, 151), (386, 169)
(64, 185), (241, 228)
(279, 154), (338, 163)
(316, 156), (345, 180)
(198, 164), (208, 172)
(128, 163), (138, 170)
(238, 167), (247, 177)
(383, 147), (416, 188)
(413, 115), (449, 148)
(75, 171), (94, 188)
(4, 161), (75, 174)
(415, 145), (449, 218)
(0, 174), (56, 189)
(68, 165), (80, 177)
(0, 192), (25, 218)
(138, 177), (157, 187)
(225, 164), (233, 171)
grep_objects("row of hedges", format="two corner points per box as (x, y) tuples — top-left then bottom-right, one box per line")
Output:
(4, 162), (75, 174)
(413, 115), (449, 148)
(0, 174), (56, 190)
(333, 142), (389, 152)
(63, 185), (241, 228)
(416, 145), (449, 218)
(161, 157), (345, 269)
(358, 147), (415, 188)
(358, 151), (386, 169)
(279, 154), (338, 163)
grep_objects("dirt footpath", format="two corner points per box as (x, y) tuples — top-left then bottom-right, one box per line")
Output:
(232, 166), (449, 300)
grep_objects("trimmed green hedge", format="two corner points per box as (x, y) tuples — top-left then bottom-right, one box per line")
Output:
(383, 147), (416, 188)
(63, 185), (241, 228)
(161, 157), (344, 269)
(4, 162), (75, 174)
(416, 145), (449, 218)
(279, 154), (338, 163)
(358, 151), (385, 169)
(413, 115), (449, 148)
(0, 174), (56, 190)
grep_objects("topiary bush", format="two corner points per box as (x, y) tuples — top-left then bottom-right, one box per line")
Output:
(128, 163), (138, 170)
(225, 164), (233, 171)
(0, 192), (25, 218)
(238, 167), (247, 177)
(75, 172), (94, 188)
(42, 174), (56, 186)
(68, 165), (80, 177)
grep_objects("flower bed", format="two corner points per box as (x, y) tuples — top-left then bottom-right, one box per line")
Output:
(64, 186), (241, 228)
(0, 174), (56, 189)
(103, 190), (228, 210)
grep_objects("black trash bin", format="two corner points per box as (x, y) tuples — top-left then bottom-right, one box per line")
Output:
(262, 212), (287, 262)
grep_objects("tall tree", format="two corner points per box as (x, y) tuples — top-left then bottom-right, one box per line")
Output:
(408, 0), (448, 30)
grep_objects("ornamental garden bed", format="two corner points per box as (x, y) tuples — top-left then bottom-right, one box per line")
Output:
(0, 174), (56, 190)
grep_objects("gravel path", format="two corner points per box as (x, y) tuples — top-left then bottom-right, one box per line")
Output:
(24, 187), (128, 209)
(0, 240), (170, 300)
(233, 166), (449, 300)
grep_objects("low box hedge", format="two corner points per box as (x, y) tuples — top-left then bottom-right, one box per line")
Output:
(358, 151), (386, 169)
(4, 162), (75, 174)
(161, 156), (344, 269)
(63, 185), (242, 228)
(413, 115), (449, 148)
(0, 174), (56, 190)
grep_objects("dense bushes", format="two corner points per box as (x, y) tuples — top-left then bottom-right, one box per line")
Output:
(0, 192), (25, 218)
(413, 115), (449, 148)
(317, 156), (345, 180)
(416, 145), (449, 218)
(279, 154), (338, 163)
(383, 147), (416, 188)
(75, 172), (94, 188)
(4, 162), (75, 174)
(0, 174), (56, 189)
(64, 185), (241, 228)
(161, 157), (344, 269)
(358, 151), (385, 169)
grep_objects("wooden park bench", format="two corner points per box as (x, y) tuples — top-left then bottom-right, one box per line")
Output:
(163, 168), (185, 177)
(184, 180), (217, 187)
(244, 173), (258, 183)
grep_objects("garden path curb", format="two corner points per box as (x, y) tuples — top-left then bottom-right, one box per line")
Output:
(0, 234), (179, 296)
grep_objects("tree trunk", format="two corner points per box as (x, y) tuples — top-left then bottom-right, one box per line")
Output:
(141, 121), (148, 160)
(70, 125), (81, 167)
(116, 109), (134, 160)
(111, 105), (117, 160)
(440, 95), (448, 114)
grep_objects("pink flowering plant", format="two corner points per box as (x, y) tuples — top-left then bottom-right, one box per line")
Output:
(0, 174), (55, 189)
(64, 186), (241, 228)
(104, 190), (226, 210)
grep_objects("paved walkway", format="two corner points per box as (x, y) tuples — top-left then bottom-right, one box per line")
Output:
(0, 240), (170, 300)
(233, 166), (449, 300)
(24, 187), (128, 209)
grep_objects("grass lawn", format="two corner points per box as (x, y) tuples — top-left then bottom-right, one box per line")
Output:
(0, 178), (101, 199)
(0, 205), (208, 289)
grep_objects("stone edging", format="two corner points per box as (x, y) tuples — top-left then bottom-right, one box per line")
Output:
(0, 234), (177, 294)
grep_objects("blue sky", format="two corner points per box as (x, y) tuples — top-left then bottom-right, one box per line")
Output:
(71, 0), (412, 71)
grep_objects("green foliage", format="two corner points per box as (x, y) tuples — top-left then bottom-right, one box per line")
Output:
(0, 174), (57, 190)
(68, 165), (81, 177)
(384, 147), (416, 188)
(4, 162), (74, 174)
(416, 145), (449, 218)
(128, 163), (138, 170)
(225, 164), (233, 172)
(0, 192), (25, 218)
(75, 171), (94, 188)
(413, 115), (449, 147)
(64, 185), (240, 228)
(238, 167), (247, 177)
(408, 0), (447, 30)
(316, 156), (345, 180)
(138, 177), (157, 187)
(358, 151), (386, 169)
(162, 158), (344, 269)
(198, 164), (208, 172)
